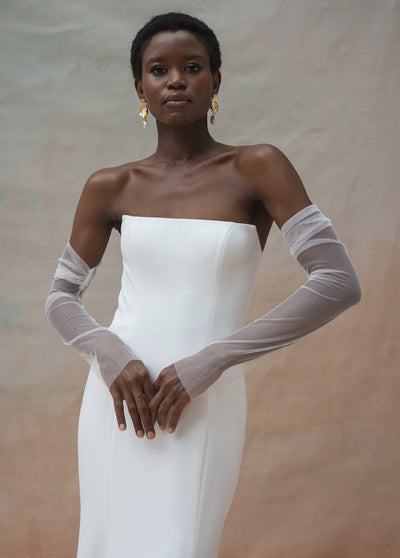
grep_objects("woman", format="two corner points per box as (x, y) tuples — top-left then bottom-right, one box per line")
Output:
(45, 12), (361, 558)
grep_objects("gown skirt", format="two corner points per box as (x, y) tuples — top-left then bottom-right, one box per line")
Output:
(76, 216), (262, 558)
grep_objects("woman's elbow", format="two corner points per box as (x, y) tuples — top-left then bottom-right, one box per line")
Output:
(344, 274), (362, 307)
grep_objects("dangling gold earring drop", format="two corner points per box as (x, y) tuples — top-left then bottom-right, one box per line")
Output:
(139, 98), (148, 128)
(210, 94), (219, 125)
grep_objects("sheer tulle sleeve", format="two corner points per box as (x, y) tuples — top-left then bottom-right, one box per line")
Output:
(173, 205), (361, 400)
(45, 241), (138, 387)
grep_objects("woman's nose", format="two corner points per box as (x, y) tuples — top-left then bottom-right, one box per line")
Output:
(166, 70), (186, 89)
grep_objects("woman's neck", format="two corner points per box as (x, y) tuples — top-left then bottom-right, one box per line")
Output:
(154, 116), (218, 164)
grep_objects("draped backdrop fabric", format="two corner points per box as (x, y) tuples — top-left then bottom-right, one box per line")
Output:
(1, 1), (399, 557)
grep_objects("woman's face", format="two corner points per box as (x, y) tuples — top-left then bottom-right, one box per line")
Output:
(135, 30), (221, 127)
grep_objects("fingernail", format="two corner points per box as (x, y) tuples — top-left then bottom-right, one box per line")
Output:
(168, 427), (174, 433)
(147, 431), (155, 439)
(119, 424), (126, 431)
(137, 430), (144, 437)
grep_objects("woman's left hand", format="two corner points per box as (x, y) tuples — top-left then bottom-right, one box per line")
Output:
(150, 364), (191, 433)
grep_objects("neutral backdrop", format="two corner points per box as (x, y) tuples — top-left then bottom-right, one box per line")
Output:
(1, 1), (399, 557)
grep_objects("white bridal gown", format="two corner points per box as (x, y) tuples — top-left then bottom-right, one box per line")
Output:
(76, 215), (263, 558)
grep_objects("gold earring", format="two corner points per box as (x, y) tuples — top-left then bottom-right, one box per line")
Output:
(139, 98), (148, 128)
(210, 94), (219, 125)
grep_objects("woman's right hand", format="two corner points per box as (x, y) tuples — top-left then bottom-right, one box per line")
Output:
(109, 360), (156, 439)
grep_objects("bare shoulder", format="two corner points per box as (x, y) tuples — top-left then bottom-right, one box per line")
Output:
(69, 163), (136, 266)
(234, 143), (294, 184)
(80, 162), (136, 220)
(234, 143), (312, 228)
(83, 163), (129, 199)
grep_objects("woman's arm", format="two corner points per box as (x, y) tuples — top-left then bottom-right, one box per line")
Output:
(45, 169), (157, 438)
(151, 145), (361, 423)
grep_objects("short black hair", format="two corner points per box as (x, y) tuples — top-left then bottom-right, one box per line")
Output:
(130, 12), (221, 79)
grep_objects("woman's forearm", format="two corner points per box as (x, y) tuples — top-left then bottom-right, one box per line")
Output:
(45, 241), (137, 387)
(174, 205), (361, 400)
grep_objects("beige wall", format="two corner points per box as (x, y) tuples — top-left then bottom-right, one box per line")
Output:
(1, 1), (399, 556)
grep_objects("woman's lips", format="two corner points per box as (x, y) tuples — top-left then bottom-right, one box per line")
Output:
(165, 99), (190, 107)
(164, 94), (190, 107)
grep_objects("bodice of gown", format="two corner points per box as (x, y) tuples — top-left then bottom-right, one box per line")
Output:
(108, 215), (262, 384)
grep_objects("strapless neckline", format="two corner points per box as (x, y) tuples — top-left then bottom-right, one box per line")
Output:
(121, 214), (262, 253)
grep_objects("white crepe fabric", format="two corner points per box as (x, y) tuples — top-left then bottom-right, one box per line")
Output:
(45, 206), (360, 557)
(174, 204), (361, 399)
(72, 215), (261, 558)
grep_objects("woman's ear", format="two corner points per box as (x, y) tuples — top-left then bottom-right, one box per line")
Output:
(212, 70), (222, 95)
(134, 78), (144, 99)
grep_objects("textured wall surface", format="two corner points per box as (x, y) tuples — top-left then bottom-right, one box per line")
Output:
(1, 1), (399, 557)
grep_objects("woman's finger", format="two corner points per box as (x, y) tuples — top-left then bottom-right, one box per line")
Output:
(142, 376), (157, 411)
(134, 391), (155, 439)
(111, 389), (127, 431)
(124, 392), (145, 438)
(167, 400), (186, 433)
(142, 377), (157, 425)
(152, 375), (162, 392)
(149, 388), (164, 422)
(156, 396), (175, 431)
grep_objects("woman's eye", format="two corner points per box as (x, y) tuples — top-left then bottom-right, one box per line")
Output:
(186, 64), (201, 73)
(150, 66), (165, 75)
(150, 64), (200, 75)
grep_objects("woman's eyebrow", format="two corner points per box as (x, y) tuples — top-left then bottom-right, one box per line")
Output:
(145, 54), (206, 67)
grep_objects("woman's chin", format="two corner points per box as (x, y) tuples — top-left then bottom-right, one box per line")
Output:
(156, 114), (208, 128)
